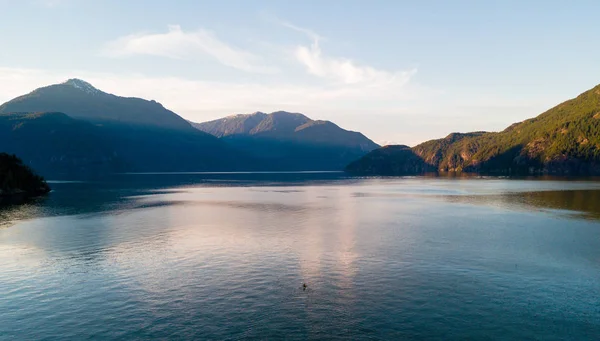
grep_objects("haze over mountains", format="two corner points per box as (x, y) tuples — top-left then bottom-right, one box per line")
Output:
(3, 78), (600, 177)
(347, 83), (600, 175)
(192, 111), (379, 170)
(0, 79), (253, 176)
(0, 79), (378, 176)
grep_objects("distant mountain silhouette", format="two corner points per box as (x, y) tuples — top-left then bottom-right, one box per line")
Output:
(0, 80), (380, 175)
(192, 111), (379, 170)
(0, 79), (193, 131)
(0, 80), (254, 176)
(347, 83), (600, 176)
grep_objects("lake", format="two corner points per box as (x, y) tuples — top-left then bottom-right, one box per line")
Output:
(1, 173), (600, 340)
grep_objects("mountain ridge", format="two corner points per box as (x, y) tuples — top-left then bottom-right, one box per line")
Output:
(0, 80), (257, 176)
(194, 111), (378, 150)
(347, 83), (600, 175)
(192, 111), (380, 170)
(0, 79), (197, 132)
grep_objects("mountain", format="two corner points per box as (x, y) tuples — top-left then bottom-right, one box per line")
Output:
(191, 112), (269, 137)
(0, 112), (125, 176)
(0, 79), (192, 131)
(0, 80), (253, 176)
(0, 153), (50, 204)
(344, 145), (435, 175)
(192, 111), (379, 170)
(347, 83), (600, 176)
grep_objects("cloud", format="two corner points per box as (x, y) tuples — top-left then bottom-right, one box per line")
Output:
(0, 19), (426, 144)
(278, 20), (322, 43)
(103, 25), (277, 74)
(0, 66), (415, 112)
(0, 66), (425, 134)
(0, 66), (551, 146)
(284, 22), (416, 86)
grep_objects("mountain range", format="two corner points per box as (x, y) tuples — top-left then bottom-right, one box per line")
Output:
(0, 79), (378, 176)
(4, 78), (600, 178)
(0, 79), (255, 176)
(191, 111), (379, 170)
(347, 83), (600, 175)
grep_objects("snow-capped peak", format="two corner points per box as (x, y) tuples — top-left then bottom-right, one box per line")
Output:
(62, 79), (102, 95)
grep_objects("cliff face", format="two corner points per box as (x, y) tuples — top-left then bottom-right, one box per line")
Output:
(347, 84), (600, 176)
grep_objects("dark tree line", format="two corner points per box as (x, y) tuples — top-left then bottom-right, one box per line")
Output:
(0, 153), (50, 197)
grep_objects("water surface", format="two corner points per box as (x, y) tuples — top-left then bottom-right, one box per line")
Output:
(1, 174), (599, 340)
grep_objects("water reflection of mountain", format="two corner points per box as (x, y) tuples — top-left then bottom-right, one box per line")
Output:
(442, 190), (600, 220)
(0, 172), (352, 226)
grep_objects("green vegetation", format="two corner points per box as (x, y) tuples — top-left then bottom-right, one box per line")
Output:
(346, 145), (435, 175)
(347, 84), (600, 175)
(0, 153), (50, 202)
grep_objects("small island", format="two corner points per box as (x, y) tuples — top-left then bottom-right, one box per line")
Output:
(0, 153), (50, 205)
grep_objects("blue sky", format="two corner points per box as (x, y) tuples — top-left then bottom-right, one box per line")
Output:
(1, 0), (599, 145)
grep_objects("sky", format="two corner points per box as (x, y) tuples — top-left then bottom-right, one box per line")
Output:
(1, 0), (599, 146)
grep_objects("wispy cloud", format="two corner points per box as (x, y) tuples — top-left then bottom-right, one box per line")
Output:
(278, 20), (322, 43)
(0, 66), (549, 146)
(0, 22), (429, 144)
(0, 67), (417, 111)
(103, 25), (277, 74)
(0, 67), (423, 124)
(282, 21), (416, 86)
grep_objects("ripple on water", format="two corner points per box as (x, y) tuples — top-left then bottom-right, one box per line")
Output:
(1, 177), (600, 339)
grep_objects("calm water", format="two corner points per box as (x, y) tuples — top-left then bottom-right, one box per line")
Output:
(1, 173), (600, 340)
